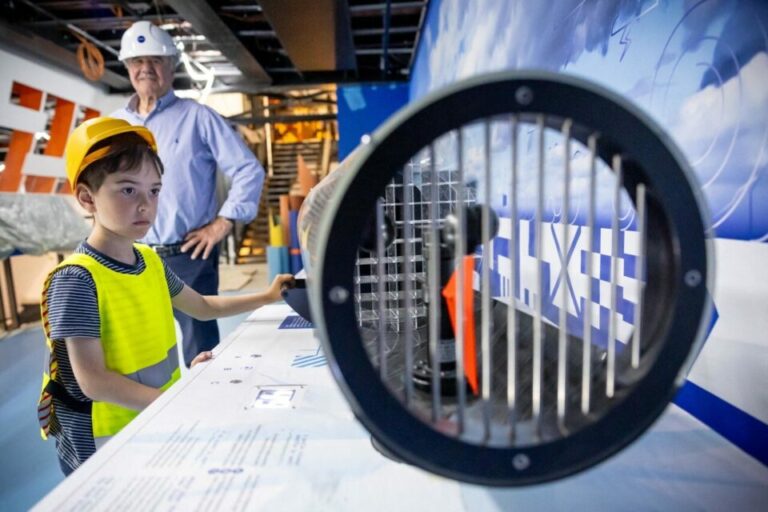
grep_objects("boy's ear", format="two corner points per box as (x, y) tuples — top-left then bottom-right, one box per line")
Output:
(75, 184), (97, 213)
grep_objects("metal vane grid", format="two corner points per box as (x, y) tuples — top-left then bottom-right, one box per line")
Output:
(356, 116), (651, 447)
(354, 164), (477, 332)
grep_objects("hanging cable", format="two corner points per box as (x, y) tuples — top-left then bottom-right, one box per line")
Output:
(179, 51), (214, 103)
(73, 32), (105, 81)
(153, 0), (165, 25)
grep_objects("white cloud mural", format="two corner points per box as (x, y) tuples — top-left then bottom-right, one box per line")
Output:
(410, 0), (768, 240)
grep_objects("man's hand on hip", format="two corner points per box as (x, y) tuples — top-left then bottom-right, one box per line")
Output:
(181, 217), (234, 260)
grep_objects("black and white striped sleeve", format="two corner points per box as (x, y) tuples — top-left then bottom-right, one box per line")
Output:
(162, 259), (185, 298)
(46, 266), (100, 340)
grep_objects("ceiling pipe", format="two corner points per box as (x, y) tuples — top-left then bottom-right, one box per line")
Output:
(380, 0), (392, 77)
(228, 112), (337, 125)
(18, 0), (119, 57)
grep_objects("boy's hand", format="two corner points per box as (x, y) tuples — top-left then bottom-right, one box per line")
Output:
(190, 350), (214, 368)
(268, 274), (295, 301)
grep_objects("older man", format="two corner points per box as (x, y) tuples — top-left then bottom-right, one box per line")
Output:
(111, 21), (265, 366)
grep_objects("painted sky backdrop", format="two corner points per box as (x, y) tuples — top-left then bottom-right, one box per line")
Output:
(409, 0), (768, 241)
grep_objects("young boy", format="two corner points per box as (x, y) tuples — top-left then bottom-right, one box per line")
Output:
(37, 117), (293, 475)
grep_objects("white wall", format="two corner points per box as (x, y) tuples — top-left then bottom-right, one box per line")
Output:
(0, 45), (129, 184)
(0, 45), (128, 128)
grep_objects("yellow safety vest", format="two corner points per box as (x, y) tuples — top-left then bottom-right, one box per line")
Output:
(38, 243), (180, 441)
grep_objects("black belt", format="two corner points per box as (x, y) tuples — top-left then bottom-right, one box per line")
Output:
(45, 379), (92, 414)
(150, 243), (185, 258)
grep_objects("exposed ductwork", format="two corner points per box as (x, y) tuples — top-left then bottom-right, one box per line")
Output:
(258, 0), (357, 74)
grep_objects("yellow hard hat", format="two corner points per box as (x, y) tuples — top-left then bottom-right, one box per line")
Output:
(64, 117), (157, 189)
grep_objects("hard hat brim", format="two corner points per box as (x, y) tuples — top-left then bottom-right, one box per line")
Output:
(66, 118), (158, 189)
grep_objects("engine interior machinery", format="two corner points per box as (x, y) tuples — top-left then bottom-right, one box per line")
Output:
(297, 71), (712, 486)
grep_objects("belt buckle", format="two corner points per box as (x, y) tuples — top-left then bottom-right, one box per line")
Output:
(152, 243), (179, 257)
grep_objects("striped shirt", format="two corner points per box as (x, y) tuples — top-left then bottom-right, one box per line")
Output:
(45, 241), (184, 474)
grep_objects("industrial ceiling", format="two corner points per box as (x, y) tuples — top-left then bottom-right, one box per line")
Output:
(0, 0), (429, 94)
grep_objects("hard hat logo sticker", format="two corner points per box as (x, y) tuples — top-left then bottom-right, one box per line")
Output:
(138, 35), (146, 43)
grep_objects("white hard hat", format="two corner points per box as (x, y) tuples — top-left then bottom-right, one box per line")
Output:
(118, 20), (178, 61)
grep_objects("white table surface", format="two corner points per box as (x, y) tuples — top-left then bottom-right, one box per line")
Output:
(34, 304), (768, 511)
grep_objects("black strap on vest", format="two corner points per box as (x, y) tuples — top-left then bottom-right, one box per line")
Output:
(45, 379), (92, 414)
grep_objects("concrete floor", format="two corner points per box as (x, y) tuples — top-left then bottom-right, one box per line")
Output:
(0, 263), (268, 511)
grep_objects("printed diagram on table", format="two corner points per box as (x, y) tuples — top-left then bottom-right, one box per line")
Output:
(291, 345), (327, 368)
(245, 384), (306, 409)
(279, 315), (314, 329)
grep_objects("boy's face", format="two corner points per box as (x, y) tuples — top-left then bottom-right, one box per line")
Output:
(77, 159), (162, 241)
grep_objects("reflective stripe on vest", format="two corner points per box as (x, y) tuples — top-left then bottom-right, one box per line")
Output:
(37, 243), (179, 440)
(124, 344), (179, 387)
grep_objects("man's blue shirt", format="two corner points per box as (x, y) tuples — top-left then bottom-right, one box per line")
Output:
(111, 89), (265, 245)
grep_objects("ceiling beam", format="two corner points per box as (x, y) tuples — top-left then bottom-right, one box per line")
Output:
(353, 26), (419, 36)
(0, 19), (130, 90)
(258, 0), (357, 73)
(25, 14), (177, 28)
(349, 2), (427, 15)
(356, 48), (413, 55)
(228, 112), (336, 125)
(163, 0), (271, 85)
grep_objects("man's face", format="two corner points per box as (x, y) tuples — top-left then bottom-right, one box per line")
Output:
(125, 55), (175, 99)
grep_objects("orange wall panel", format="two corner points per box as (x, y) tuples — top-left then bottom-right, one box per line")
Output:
(0, 84), (43, 192)
(25, 97), (76, 193)
(57, 106), (100, 195)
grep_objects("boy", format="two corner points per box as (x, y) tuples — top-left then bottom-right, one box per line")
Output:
(37, 117), (293, 475)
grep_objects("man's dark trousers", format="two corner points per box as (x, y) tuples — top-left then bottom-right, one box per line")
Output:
(163, 246), (220, 367)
